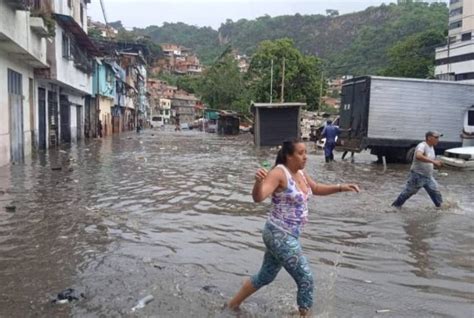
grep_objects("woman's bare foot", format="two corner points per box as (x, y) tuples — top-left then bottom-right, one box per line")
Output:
(299, 308), (310, 317)
(227, 278), (257, 310)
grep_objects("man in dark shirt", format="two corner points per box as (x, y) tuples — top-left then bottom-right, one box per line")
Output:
(321, 120), (341, 163)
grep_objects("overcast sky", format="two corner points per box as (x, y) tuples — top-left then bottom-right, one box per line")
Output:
(88, 0), (446, 30)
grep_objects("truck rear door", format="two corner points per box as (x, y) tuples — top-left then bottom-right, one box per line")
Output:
(338, 77), (370, 151)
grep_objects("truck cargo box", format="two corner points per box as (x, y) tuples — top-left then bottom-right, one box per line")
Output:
(338, 76), (474, 162)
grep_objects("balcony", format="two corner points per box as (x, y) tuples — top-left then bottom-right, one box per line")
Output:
(5, 0), (30, 10)
(29, 16), (49, 37)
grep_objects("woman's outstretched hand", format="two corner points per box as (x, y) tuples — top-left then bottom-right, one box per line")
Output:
(255, 168), (268, 184)
(342, 183), (360, 193)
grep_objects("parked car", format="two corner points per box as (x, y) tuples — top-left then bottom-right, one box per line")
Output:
(151, 116), (164, 128)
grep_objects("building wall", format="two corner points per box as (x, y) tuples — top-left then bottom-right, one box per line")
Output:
(99, 97), (113, 136)
(52, 26), (92, 94)
(0, 50), (35, 166)
(0, 2), (48, 67)
(463, 0), (474, 33)
(92, 63), (116, 99)
(53, 0), (88, 31)
(448, 0), (473, 39)
(435, 0), (474, 82)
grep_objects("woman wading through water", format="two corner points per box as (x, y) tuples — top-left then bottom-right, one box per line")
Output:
(227, 139), (360, 316)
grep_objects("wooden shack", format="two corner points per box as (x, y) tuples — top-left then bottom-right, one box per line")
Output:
(252, 102), (306, 147)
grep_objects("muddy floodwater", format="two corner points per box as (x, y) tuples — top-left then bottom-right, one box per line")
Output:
(0, 128), (472, 317)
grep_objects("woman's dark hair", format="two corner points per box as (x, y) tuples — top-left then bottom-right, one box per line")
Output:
(275, 139), (303, 166)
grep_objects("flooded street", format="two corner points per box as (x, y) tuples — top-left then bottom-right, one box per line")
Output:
(0, 128), (472, 317)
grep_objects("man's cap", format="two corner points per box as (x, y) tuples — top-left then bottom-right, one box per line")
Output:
(426, 130), (443, 138)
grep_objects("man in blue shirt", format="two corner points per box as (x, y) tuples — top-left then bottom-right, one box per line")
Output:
(321, 120), (340, 163)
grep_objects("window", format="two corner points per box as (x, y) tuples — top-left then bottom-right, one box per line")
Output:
(68, 0), (72, 8)
(455, 72), (474, 81)
(62, 33), (70, 59)
(80, 4), (84, 26)
(7, 69), (22, 95)
(449, 0), (461, 4)
(461, 32), (472, 42)
(468, 110), (474, 126)
(435, 53), (474, 66)
(449, 7), (463, 17)
(449, 20), (462, 30)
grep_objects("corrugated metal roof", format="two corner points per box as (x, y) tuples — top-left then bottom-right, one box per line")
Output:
(252, 102), (306, 108)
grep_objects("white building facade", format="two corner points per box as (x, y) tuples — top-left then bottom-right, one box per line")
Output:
(34, 0), (98, 149)
(0, 0), (49, 166)
(435, 0), (474, 83)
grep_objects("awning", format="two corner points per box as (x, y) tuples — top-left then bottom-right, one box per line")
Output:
(54, 14), (101, 56)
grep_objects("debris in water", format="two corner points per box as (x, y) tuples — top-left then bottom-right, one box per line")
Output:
(376, 309), (391, 313)
(51, 288), (85, 304)
(5, 205), (16, 213)
(131, 295), (154, 311)
(51, 167), (62, 171)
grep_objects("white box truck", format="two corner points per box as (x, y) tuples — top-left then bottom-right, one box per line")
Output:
(338, 76), (474, 162)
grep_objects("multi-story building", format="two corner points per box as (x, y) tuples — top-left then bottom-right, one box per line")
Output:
(171, 92), (199, 125)
(0, 0), (49, 165)
(33, 0), (100, 148)
(159, 98), (171, 124)
(435, 0), (474, 83)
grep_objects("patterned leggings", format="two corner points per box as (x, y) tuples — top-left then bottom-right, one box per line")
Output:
(251, 222), (314, 310)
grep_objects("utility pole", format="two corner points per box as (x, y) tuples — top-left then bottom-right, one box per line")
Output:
(99, 0), (111, 37)
(318, 71), (324, 114)
(281, 57), (285, 103)
(270, 59), (273, 103)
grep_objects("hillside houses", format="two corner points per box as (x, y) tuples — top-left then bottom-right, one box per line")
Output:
(156, 44), (203, 76)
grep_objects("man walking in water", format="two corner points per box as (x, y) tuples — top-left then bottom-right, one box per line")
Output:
(321, 120), (340, 163)
(392, 131), (443, 208)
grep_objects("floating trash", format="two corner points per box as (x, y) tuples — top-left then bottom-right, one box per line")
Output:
(376, 309), (391, 313)
(261, 160), (271, 170)
(131, 295), (154, 311)
(51, 288), (85, 304)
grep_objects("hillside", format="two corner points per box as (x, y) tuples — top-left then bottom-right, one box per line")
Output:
(129, 2), (448, 75)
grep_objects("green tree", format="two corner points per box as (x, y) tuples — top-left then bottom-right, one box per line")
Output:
(176, 75), (201, 94)
(198, 52), (249, 112)
(381, 30), (445, 78)
(247, 38), (324, 110)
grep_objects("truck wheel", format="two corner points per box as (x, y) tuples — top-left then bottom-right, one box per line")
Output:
(405, 146), (416, 163)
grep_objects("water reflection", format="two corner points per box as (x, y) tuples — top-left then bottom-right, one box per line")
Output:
(402, 213), (441, 278)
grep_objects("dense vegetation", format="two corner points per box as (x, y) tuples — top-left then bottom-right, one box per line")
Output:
(128, 2), (447, 76)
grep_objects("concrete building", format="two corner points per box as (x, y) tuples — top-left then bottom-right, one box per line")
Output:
(0, 0), (49, 166)
(435, 0), (474, 83)
(159, 98), (171, 124)
(33, 0), (100, 149)
(171, 93), (199, 125)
